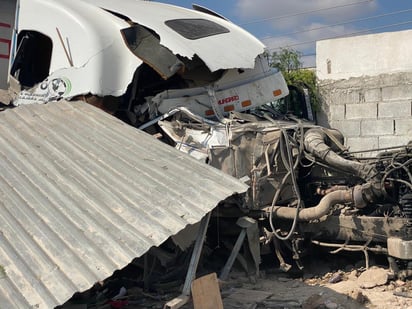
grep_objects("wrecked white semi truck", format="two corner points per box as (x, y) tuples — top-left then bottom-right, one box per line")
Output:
(9, 0), (289, 116)
(2, 0), (412, 305)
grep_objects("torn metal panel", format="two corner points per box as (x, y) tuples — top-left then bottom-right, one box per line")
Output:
(0, 100), (248, 308)
(152, 55), (288, 118)
(121, 24), (185, 80)
(14, 0), (141, 97)
(11, 0), (289, 130)
(16, 0), (135, 71)
(13, 0), (265, 103)
(83, 0), (265, 71)
(157, 108), (304, 209)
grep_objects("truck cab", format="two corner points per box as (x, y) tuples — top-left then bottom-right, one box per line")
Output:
(8, 0), (289, 124)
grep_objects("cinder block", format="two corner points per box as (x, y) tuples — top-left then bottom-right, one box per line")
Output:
(361, 119), (394, 136)
(330, 120), (360, 137)
(329, 105), (345, 121)
(329, 89), (361, 105)
(329, 91), (344, 105)
(395, 119), (412, 135)
(378, 101), (412, 118)
(346, 103), (377, 119)
(346, 137), (378, 153)
(382, 86), (412, 101)
(364, 88), (382, 102)
(379, 136), (412, 149)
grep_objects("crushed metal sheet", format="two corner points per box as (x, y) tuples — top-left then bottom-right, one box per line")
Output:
(0, 101), (248, 308)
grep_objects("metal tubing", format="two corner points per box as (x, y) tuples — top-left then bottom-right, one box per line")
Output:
(265, 189), (353, 221)
(304, 128), (376, 180)
(182, 212), (211, 296)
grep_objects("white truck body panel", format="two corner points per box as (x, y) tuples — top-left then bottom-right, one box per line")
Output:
(10, 0), (288, 112)
(15, 0), (141, 97)
(82, 0), (265, 71)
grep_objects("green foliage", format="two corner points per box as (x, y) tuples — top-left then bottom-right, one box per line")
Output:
(268, 48), (320, 111)
(285, 69), (319, 110)
(269, 47), (302, 73)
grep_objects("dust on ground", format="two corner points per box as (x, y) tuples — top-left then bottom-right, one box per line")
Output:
(59, 232), (412, 309)
(78, 252), (412, 309)
(149, 250), (412, 309)
(166, 253), (412, 309)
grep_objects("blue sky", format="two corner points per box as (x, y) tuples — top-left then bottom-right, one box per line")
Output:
(156, 0), (412, 67)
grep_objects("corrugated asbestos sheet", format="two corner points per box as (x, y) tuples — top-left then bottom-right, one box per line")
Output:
(0, 101), (248, 308)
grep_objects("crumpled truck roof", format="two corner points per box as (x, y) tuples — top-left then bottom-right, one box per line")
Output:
(0, 101), (247, 308)
(16, 0), (265, 98)
(83, 0), (265, 71)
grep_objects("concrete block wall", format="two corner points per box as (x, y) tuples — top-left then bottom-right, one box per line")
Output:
(317, 72), (412, 156)
(316, 30), (412, 156)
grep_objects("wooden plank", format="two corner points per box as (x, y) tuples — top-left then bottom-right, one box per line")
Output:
(191, 273), (223, 309)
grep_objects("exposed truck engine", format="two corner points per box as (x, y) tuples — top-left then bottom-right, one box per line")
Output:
(5, 0), (412, 281)
(154, 105), (412, 278)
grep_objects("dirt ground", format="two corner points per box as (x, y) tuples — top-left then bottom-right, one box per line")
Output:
(149, 247), (412, 309)
(216, 256), (412, 309)
(88, 250), (412, 309)
(2, 88), (412, 308)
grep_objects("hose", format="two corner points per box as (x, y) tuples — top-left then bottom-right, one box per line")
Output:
(264, 188), (353, 221)
(263, 114), (304, 240)
(304, 128), (378, 181)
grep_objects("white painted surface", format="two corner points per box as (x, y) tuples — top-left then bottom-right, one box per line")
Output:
(83, 0), (265, 71)
(316, 29), (412, 80)
(14, 0), (268, 102)
(17, 0), (141, 97)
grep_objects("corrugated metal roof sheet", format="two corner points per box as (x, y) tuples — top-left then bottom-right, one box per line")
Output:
(0, 101), (248, 308)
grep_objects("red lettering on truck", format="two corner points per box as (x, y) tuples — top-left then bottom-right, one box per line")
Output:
(218, 95), (239, 105)
(0, 22), (11, 59)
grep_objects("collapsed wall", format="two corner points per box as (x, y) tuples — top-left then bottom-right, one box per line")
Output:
(317, 72), (412, 155)
(316, 30), (412, 156)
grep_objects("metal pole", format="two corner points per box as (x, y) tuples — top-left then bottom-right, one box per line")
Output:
(164, 212), (211, 309)
(182, 212), (211, 295)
